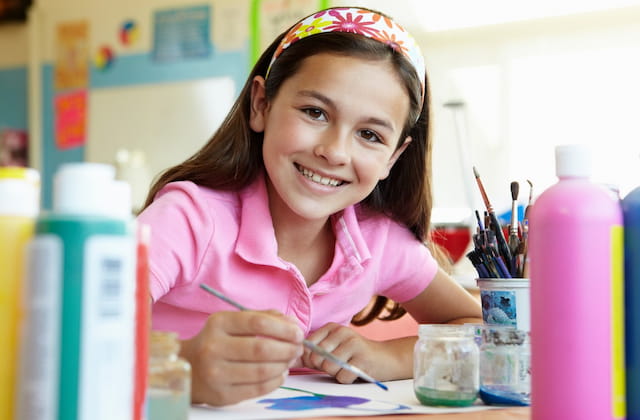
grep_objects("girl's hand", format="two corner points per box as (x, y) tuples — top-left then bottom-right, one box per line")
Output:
(301, 322), (415, 384)
(180, 310), (304, 406)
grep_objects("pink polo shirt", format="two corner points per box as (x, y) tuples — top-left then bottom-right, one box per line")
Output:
(137, 175), (438, 339)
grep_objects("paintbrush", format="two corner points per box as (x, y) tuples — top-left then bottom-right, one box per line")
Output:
(509, 181), (520, 257)
(524, 180), (533, 221)
(519, 180), (534, 277)
(472, 167), (513, 275)
(198, 283), (389, 391)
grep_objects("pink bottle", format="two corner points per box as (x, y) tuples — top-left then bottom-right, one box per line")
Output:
(529, 144), (625, 419)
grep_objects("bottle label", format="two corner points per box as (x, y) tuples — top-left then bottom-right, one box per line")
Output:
(16, 235), (63, 420)
(612, 225), (626, 418)
(16, 233), (136, 420)
(78, 235), (136, 420)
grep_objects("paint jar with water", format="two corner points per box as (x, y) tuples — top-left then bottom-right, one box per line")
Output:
(413, 324), (479, 406)
(148, 330), (191, 420)
(479, 326), (530, 406)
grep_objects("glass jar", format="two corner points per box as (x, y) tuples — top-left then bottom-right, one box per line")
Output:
(413, 324), (479, 406)
(148, 330), (191, 420)
(478, 326), (531, 406)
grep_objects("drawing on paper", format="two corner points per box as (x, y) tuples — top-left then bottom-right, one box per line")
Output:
(258, 386), (410, 413)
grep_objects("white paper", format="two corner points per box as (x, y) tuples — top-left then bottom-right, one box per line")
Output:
(189, 373), (498, 419)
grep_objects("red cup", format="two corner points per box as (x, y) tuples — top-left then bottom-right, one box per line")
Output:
(431, 224), (472, 264)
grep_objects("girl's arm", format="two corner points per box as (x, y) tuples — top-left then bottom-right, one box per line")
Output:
(402, 267), (482, 325)
(302, 268), (481, 382)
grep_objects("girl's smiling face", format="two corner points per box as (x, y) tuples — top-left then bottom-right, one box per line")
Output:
(250, 52), (411, 225)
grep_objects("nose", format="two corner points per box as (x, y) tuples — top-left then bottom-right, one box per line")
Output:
(313, 129), (351, 166)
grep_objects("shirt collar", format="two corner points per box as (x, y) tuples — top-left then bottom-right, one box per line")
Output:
(236, 174), (282, 266)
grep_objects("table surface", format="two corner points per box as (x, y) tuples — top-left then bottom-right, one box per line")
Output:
(296, 406), (530, 419)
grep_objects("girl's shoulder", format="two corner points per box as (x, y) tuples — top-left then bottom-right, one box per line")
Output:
(154, 180), (241, 213)
(353, 205), (415, 242)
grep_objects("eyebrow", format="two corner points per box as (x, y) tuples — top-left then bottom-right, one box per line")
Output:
(297, 89), (396, 132)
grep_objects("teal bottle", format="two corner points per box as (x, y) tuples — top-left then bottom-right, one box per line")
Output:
(624, 185), (640, 420)
(17, 163), (137, 420)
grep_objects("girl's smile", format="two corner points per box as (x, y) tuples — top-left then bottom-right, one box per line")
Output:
(295, 163), (345, 187)
(250, 52), (411, 227)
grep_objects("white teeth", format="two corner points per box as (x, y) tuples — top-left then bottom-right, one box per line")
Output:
(299, 166), (342, 187)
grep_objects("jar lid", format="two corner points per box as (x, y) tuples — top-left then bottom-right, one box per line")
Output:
(150, 330), (180, 357)
(476, 278), (529, 289)
(418, 324), (475, 337)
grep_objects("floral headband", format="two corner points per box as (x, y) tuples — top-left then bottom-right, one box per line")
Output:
(266, 7), (426, 103)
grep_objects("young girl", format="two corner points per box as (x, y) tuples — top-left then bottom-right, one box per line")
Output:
(138, 6), (481, 407)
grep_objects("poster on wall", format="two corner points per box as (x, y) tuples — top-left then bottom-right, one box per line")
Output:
(212, 1), (246, 52)
(54, 90), (87, 150)
(250, 0), (329, 64)
(54, 20), (90, 91)
(0, 129), (28, 167)
(152, 4), (211, 62)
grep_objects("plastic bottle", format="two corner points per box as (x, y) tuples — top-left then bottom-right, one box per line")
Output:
(133, 224), (151, 420)
(529, 144), (625, 419)
(623, 184), (640, 420)
(0, 167), (40, 420)
(16, 163), (137, 420)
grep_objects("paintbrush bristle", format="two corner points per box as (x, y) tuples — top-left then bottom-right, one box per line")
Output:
(510, 181), (519, 201)
(472, 166), (493, 212)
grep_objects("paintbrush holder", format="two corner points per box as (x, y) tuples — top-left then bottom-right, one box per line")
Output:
(476, 278), (530, 332)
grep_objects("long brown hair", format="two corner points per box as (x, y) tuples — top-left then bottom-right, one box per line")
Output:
(143, 25), (436, 325)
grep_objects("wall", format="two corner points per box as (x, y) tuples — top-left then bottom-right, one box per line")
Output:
(0, 23), (28, 130)
(28, 0), (252, 208)
(422, 5), (640, 214)
(8, 0), (640, 212)
(339, 0), (640, 215)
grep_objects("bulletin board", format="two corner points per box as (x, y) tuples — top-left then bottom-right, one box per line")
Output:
(32, 0), (249, 208)
(250, 0), (330, 64)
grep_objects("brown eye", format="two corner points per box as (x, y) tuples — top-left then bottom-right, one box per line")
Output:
(359, 129), (382, 143)
(303, 108), (326, 121)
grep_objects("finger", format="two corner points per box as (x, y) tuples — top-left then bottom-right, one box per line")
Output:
(203, 359), (291, 386)
(303, 323), (340, 367)
(317, 339), (357, 379)
(198, 369), (288, 406)
(305, 322), (338, 344)
(224, 336), (303, 363)
(210, 311), (303, 343)
(328, 342), (359, 384)
(306, 325), (353, 369)
(331, 340), (378, 385)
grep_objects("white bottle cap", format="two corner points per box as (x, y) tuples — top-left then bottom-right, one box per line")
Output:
(555, 144), (592, 178)
(0, 167), (40, 217)
(54, 162), (132, 219)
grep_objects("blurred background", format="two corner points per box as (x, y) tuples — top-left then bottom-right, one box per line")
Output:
(1, 0), (639, 280)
